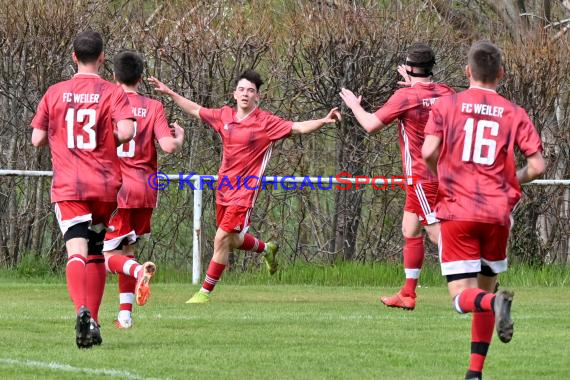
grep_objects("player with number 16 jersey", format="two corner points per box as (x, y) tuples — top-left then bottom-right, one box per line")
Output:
(422, 41), (545, 380)
(426, 87), (542, 226)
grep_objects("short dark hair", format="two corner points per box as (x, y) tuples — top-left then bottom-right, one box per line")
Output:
(73, 31), (103, 64)
(468, 41), (502, 83)
(113, 50), (144, 86)
(235, 69), (264, 91)
(406, 43), (436, 75)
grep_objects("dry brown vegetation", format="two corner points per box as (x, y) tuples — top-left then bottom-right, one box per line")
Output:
(0, 0), (568, 270)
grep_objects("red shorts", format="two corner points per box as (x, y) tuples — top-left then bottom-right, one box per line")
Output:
(54, 201), (117, 235)
(216, 204), (251, 234)
(103, 208), (153, 251)
(439, 220), (509, 276)
(404, 182), (438, 225)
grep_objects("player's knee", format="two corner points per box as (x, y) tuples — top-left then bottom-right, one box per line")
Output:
(402, 226), (421, 239)
(214, 229), (232, 248)
(87, 229), (106, 255)
(63, 221), (90, 242)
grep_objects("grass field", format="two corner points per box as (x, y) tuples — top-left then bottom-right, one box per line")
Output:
(1, 276), (569, 379)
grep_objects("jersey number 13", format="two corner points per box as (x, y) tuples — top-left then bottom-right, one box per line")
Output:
(66, 109), (96, 149)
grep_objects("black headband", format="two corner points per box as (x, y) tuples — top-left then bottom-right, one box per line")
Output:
(405, 58), (436, 68)
(405, 58), (435, 77)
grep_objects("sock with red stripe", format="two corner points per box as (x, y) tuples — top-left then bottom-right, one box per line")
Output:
(85, 254), (106, 323)
(118, 255), (136, 320)
(454, 288), (496, 313)
(106, 254), (142, 278)
(200, 260), (226, 293)
(66, 254), (87, 313)
(401, 236), (424, 297)
(466, 311), (495, 379)
(238, 233), (266, 253)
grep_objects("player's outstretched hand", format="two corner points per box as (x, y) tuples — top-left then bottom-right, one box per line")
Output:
(324, 107), (342, 124)
(339, 88), (362, 110)
(171, 122), (184, 137)
(148, 76), (173, 96)
(397, 64), (412, 87)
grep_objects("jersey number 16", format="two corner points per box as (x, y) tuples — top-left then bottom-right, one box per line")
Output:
(462, 118), (499, 166)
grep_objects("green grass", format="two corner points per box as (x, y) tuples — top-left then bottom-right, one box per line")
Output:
(0, 281), (569, 379)
(4, 261), (570, 288)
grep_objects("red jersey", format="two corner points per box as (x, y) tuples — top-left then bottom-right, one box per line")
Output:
(31, 73), (134, 203)
(116, 92), (173, 208)
(374, 82), (455, 184)
(425, 87), (543, 225)
(199, 106), (293, 207)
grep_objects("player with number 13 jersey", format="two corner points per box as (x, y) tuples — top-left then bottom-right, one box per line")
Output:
(32, 71), (133, 203)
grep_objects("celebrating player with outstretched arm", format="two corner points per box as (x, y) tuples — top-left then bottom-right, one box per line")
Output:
(102, 50), (185, 329)
(340, 43), (455, 310)
(149, 70), (340, 303)
(30, 31), (135, 348)
(422, 41), (545, 380)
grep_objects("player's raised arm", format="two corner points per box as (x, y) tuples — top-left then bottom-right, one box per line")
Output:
(339, 88), (384, 133)
(291, 108), (341, 135)
(158, 122), (185, 153)
(148, 76), (201, 119)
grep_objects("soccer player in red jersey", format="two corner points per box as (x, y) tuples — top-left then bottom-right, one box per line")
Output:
(102, 50), (185, 329)
(340, 43), (455, 310)
(149, 70), (340, 303)
(422, 41), (545, 380)
(30, 31), (135, 348)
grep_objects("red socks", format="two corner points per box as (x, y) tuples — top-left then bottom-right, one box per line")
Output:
(201, 260), (226, 293)
(106, 254), (142, 278)
(401, 236), (424, 297)
(454, 288), (497, 378)
(468, 311), (495, 376)
(239, 233), (266, 253)
(85, 254), (106, 323)
(119, 277), (136, 313)
(118, 255), (137, 314)
(455, 288), (496, 313)
(66, 254), (87, 313)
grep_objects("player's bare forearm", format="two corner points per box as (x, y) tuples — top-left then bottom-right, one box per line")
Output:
(31, 128), (48, 147)
(170, 92), (201, 119)
(148, 76), (201, 119)
(351, 105), (384, 134)
(291, 119), (326, 134)
(291, 108), (341, 135)
(422, 135), (442, 176)
(517, 151), (546, 184)
(424, 155), (438, 176)
(116, 119), (135, 144)
(159, 122), (185, 153)
(339, 88), (383, 133)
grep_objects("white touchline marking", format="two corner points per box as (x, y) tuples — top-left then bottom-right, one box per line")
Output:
(0, 358), (168, 380)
